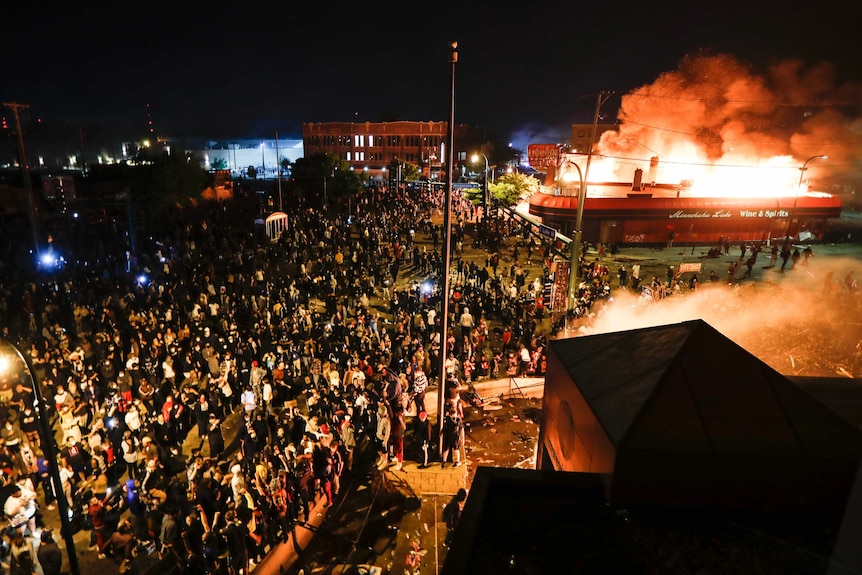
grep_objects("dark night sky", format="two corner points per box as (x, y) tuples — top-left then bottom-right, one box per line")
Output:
(5, 0), (861, 150)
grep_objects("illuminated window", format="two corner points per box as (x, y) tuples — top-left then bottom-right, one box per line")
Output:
(355, 135), (364, 147)
(368, 135), (374, 147)
(356, 152), (365, 161)
(346, 152), (352, 161)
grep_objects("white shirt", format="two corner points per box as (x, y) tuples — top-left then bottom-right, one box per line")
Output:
(241, 389), (256, 411)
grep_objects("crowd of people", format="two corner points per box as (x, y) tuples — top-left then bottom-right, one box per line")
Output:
(0, 182), (556, 575)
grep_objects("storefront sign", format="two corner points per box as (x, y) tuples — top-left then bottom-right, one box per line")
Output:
(528, 144), (559, 170)
(668, 209), (789, 219)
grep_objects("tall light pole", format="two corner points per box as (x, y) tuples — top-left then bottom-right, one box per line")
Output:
(275, 131), (283, 211)
(0, 338), (80, 575)
(783, 154), (827, 249)
(437, 41), (457, 459)
(471, 152), (489, 226)
(567, 92), (610, 319)
(564, 161), (585, 314)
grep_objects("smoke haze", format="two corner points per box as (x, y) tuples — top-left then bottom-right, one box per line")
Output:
(581, 254), (862, 378)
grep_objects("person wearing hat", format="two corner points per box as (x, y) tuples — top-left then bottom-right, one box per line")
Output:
(207, 413), (224, 461)
(413, 410), (433, 468)
(37, 529), (63, 575)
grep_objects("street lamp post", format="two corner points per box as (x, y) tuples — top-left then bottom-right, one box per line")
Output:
(564, 162), (585, 315)
(783, 154), (827, 249)
(437, 41), (457, 459)
(566, 92), (610, 321)
(0, 338), (80, 575)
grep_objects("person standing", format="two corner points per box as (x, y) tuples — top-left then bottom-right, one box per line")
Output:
(440, 407), (463, 469)
(375, 403), (391, 470)
(410, 367), (428, 416)
(389, 405), (405, 471)
(414, 411), (432, 468)
(37, 530), (63, 575)
(780, 245), (791, 272)
(742, 254), (756, 278)
(630, 263), (641, 290)
(443, 488), (467, 547)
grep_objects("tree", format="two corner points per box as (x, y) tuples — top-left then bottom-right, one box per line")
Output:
(462, 184), (484, 206)
(125, 150), (210, 231)
(288, 153), (363, 209)
(246, 165), (258, 179)
(489, 172), (539, 207)
(387, 159), (420, 183)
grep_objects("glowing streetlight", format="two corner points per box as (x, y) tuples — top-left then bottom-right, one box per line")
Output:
(784, 154), (827, 248)
(0, 338), (80, 575)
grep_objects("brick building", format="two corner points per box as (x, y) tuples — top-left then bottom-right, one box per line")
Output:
(302, 121), (486, 180)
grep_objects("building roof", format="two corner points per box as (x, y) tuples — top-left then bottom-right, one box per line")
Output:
(548, 319), (862, 458)
(442, 467), (857, 575)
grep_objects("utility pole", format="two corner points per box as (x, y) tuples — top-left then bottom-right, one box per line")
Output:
(567, 91), (611, 318)
(275, 131), (283, 211)
(4, 102), (40, 255)
(78, 126), (86, 174)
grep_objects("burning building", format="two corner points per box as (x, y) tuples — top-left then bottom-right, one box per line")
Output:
(530, 166), (842, 246)
(528, 54), (859, 246)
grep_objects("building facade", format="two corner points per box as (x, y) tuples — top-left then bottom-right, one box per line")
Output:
(529, 185), (843, 246)
(302, 121), (486, 180)
(570, 123), (618, 154)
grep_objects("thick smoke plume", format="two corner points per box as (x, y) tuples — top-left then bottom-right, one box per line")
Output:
(591, 54), (862, 194)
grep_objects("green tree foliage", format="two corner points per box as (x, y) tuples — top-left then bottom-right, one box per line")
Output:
(387, 159), (421, 182)
(463, 184), (485, 205)
(489, 172), (540, 207)
(402, 162), (421, 182)
(127, 150), (210, 231)
(289, 152), (364, 209)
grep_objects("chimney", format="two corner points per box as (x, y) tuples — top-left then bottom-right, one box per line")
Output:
(648, 156), (659, 185)
(632, 168), (643, 191)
